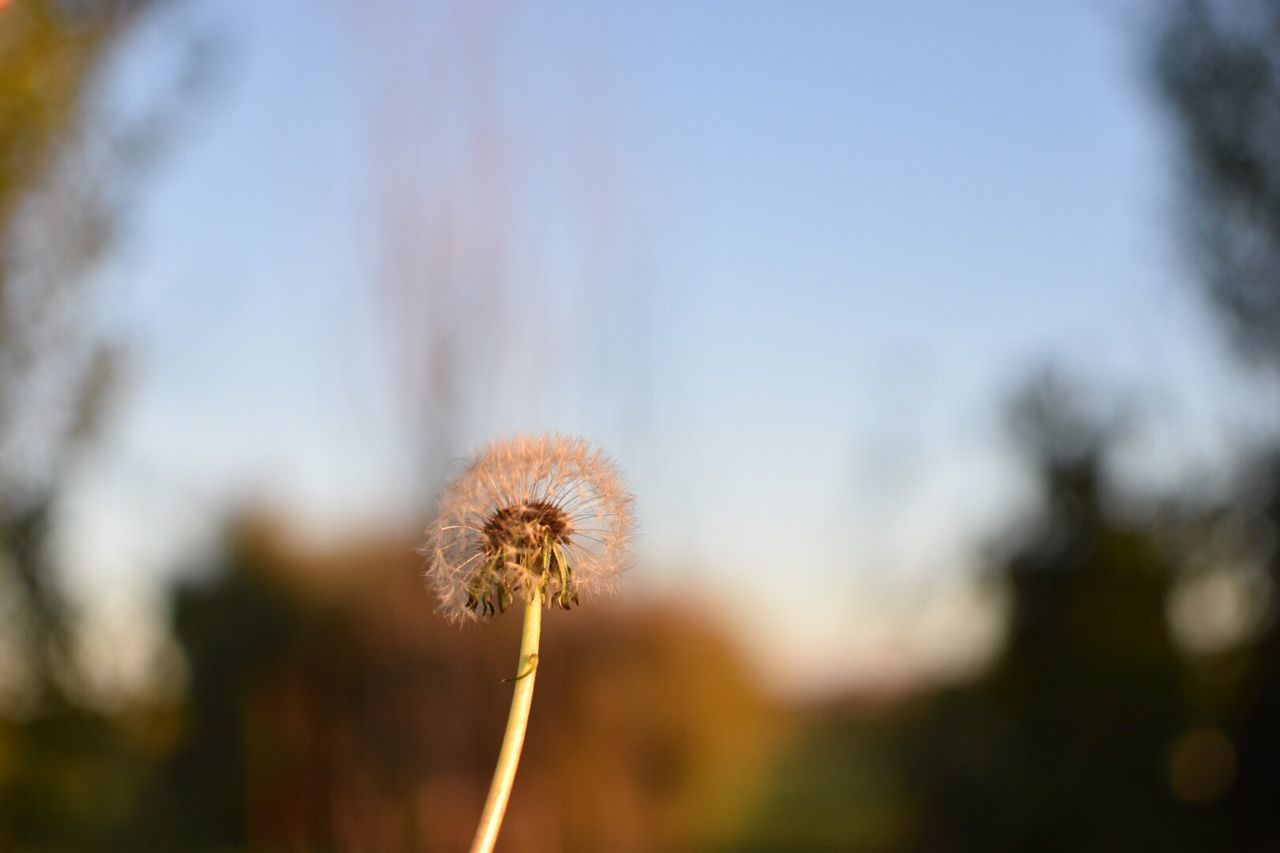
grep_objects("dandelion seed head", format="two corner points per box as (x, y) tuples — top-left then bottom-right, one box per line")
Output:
(423, 435), (634, 622)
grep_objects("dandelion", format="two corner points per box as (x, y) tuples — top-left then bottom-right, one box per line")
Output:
(422, 435), (633, 853)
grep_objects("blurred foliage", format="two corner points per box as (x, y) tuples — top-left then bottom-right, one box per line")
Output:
(0, 1), (202, 848)
(1, 0), (174, 512)
(900, 386), (1222, 852)
(1155, 0), (1280, 367)
(121, 518), (779, 852)
(731, 6), (1280, 844)
(1153, 3), (1280, 850)
(722, 704), (912, 852)
(734, 6), (1280, 849)
(1, 0), (151, 706)
(726, 377), (1280, 852)
(0, 0), (142, 238)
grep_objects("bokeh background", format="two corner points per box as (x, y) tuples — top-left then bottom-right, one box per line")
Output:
(3, 0), (1280, 850)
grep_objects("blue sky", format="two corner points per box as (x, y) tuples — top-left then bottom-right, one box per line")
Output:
(65, 0), (1278, 694)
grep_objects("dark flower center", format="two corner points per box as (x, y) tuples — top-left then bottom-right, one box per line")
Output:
(468, 501), (578, 616)
(482, 501), (571, 557)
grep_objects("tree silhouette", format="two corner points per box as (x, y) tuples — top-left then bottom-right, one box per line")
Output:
(1155, 0), (1280, 368)
(1155, 3), (1280, 849)
(1, 1), (207, 845)
(895, 376), (1197, 853)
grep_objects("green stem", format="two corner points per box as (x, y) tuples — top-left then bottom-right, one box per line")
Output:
(470, 594), (542, 853)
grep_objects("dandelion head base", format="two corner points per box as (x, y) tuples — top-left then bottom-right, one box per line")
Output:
(467, 501), (580, 617)
(423, 435), (634, 622)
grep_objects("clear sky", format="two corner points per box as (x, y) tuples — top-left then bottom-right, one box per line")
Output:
(66, 0), (1278, 695)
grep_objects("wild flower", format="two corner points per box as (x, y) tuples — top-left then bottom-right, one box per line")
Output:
(422, 435), (634, 853)
(424, 434), (634, 621)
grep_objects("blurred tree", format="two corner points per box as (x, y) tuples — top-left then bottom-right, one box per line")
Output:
(1, 1), (207, 847)
(867, 5), (1280, 845)
(130, 517), (778, 852)
(1155, 2), (1280, 849)
(900, 378), (1197, 852)
(679, 5), (1280, 851)
(884, 370), (1279, 852)
(1, 0), (148, 709)
(727, 378), (1275, 853)
(1156, 0), (1280, 369)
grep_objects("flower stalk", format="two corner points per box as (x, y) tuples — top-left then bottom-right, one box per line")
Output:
(470, 592), (542, 853)
(423, 435), (633, 852)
